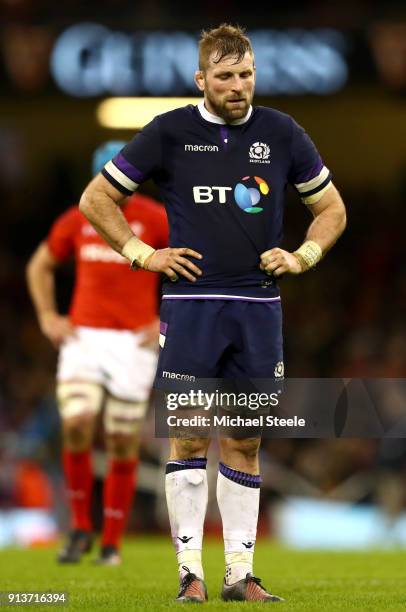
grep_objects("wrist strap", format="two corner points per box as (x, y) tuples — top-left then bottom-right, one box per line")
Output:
(122, 236), (156, 269)
(293, 240), (322, 272)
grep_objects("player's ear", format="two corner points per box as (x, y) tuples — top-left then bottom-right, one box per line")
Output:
(194, 70), (205, 92)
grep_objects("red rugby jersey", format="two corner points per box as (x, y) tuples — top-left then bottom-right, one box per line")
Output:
(47, 194), (168, 330)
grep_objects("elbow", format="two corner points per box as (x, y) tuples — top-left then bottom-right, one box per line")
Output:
(331, 197), (347, 238)
(25, 249), (46, 286)
(25, 253), (43, 291)
(26, 249), (39, 282)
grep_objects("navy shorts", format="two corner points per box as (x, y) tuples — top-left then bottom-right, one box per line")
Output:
(155, 299), (283, 382)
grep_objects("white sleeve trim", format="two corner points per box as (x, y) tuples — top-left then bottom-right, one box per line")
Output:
(104, 160), (139, 192)
(294, 165), (330, 194)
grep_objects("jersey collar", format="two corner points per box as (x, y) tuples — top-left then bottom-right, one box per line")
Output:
(197, 99), (253, 125)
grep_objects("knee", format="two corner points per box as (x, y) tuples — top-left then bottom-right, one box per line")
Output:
(221, 437), (261, 460)
(104, 397), (146, 435)
(106, 432), (139, 460)
(57, 382), (103, 451)
(170, 437), (209, 459)
(104, 397), (145, 459)
(62, 414), (95, 450)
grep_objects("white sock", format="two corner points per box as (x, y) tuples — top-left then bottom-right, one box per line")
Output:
(217, 462), (261, 585)
(165, 457), (208, 580)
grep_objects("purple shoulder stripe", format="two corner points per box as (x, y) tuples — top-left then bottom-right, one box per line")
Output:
(112, 153), (145, 184)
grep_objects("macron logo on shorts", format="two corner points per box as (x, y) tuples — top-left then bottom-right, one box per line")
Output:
(162, 371), (196, 382)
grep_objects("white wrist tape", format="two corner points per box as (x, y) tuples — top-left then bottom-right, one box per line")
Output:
(293, 240), (322, 271)
(122, 236), (156, 269)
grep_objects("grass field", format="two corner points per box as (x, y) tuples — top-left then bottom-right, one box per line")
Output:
(1, 537), (406, 610)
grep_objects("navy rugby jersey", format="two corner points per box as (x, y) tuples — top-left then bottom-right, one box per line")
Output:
(102, 100), (332, 301)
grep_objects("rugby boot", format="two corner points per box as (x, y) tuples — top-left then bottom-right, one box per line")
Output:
(221, 573), (284, 602)
(57, 529), (93, 563)
(93, 544), (122, 566)
(175, 566), (208, 603)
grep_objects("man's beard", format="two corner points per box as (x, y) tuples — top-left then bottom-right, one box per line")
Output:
(206, 92), (250, 123)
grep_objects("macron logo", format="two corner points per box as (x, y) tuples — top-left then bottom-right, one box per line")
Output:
(162, 371), (196, 382)
(185, 144), (219, 152)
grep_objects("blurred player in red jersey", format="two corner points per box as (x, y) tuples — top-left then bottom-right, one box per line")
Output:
(26, 142), (168, 565)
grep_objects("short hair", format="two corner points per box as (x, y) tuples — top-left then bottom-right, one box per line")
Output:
(198, 24), (253, 71)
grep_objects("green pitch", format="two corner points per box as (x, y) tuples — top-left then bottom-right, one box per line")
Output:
(1, 537), (406, 610)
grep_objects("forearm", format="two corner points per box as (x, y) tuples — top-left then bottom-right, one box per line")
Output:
(292, 185), (346, 272)
(304, 201), (347, 255)
(26, 261), (58, 321)
(262, 186), (346, 275)
(79, 177), (157, 267)
(79, 184), (134, 254)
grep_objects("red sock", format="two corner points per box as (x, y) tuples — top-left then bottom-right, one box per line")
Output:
(101, 459), (138, 548)
(62, 449), (93, 532)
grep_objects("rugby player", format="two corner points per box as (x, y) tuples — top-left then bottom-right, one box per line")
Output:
(79, 25), (346, 601)
(26, 142), (168, 565)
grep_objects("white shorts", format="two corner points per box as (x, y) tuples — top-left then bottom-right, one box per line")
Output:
(57, 326), (158, 402)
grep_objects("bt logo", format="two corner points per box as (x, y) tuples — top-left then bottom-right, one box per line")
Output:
(193, 186), (231, 204)
(193, 176), (270, 214)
